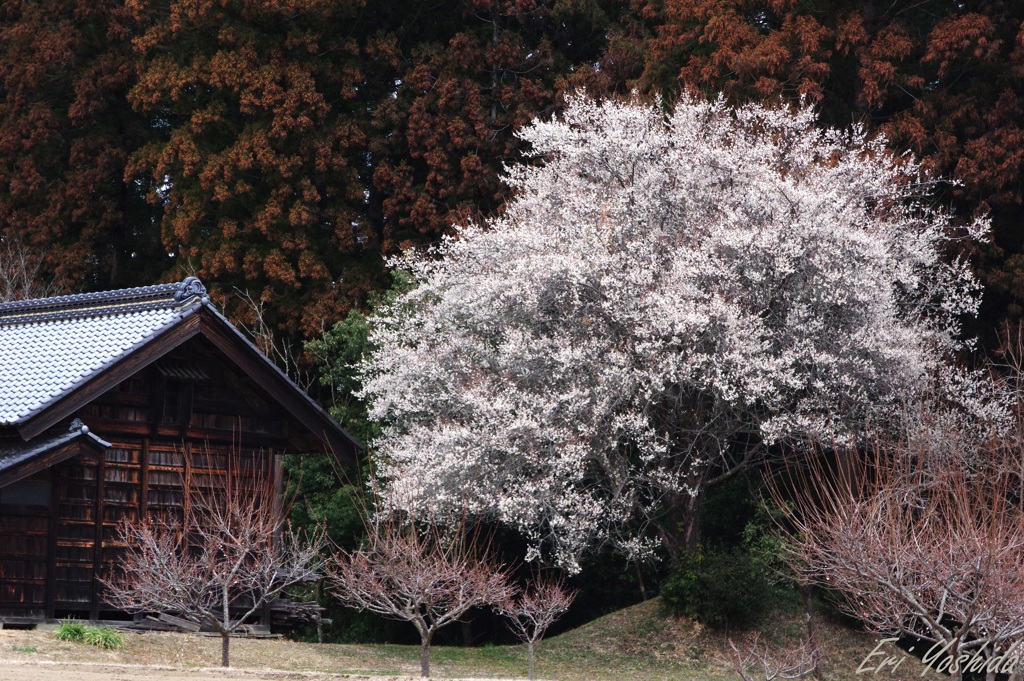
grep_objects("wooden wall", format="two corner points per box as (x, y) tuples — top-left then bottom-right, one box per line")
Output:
(0, 487), (48, 617)
(0, 339), (287, 620)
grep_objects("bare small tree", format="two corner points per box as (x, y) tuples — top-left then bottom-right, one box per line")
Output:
(327, 502), (513, 678)
(233, 287), (315, 390)
(729, 634), (816, 681)
(497, 576), (577, 680)
(772, 434), (1024, 681)
(103, 463), (326, 667)
(0, 242), (64, 302)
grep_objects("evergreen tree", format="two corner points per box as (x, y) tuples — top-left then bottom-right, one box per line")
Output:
(126, 0), (380, 335)
(0, 0), (161, 290)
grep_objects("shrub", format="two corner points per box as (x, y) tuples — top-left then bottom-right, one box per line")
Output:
(55, 619), (125, 649)
(661, 547), (774, 629)
(55, 618), (86, 642)
(83, 626), (125, 650)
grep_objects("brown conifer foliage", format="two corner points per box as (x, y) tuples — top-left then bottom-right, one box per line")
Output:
(366, 0), (628, 250)
(0, 0), (162, 289)
(125, 0), (378, 336)
(0, 0), (631, 338)
(126, 0), (626, 337)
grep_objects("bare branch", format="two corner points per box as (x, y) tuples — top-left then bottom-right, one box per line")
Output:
(497, 575), (577, 680)
(729, 634), (816, 681)
(0, 241), (66, 302)
(326, 487), (513, 678)
(233, 288), (315, 390)
(102, 449), (326, 667)
(770, 413), (1024, 679)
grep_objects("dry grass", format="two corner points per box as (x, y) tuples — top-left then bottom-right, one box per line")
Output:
(541, 598), (945, 681)
(0, 600), (947, 680)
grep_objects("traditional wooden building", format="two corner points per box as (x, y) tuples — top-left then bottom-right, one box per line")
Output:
(0, 278), (358, 623)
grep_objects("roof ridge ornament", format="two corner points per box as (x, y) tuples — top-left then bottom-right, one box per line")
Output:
(0, 278), (211, 322)
(175, 277), (207, 301)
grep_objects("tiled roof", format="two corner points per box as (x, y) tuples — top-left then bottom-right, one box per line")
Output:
(0, 278), (209, 425)
(0, 419), (111, 475)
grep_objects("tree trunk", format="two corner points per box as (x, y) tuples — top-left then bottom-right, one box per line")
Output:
(221, 631), (230, 668)
(659, 490), (703, 564)
(316, 579), (324, 644)
(528, 640), (536, 680)
(420, 630), (433, 678)
(221, 587), (232, 667)
(950, 641), (963, 681)
(633, 558), (647, 600)
(681, 492), (701, 552)
(799, 583), (822, 681)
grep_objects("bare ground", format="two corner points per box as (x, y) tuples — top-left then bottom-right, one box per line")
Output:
(0, 660), (396, 681)
(0, 599), (949, 681)
(0, 630), (436, 681)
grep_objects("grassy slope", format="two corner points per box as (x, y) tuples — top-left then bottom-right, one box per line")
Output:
(539, 597), (944, 681)
(0, 600), (944, 680)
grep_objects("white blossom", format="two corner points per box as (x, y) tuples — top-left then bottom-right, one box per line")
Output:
(358, 93), (987, 572)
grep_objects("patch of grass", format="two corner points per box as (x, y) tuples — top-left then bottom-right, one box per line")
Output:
(82, 626), (125, 650)
(54, 618), (86, 643)
(54, 619), (124, 650)
(12, 644), (37, 652)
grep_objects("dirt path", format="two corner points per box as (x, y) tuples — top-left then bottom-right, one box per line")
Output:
(0, 630), (523, 681)
(0, 660), (409, 681)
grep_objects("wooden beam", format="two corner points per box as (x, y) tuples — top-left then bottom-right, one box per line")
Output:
(0, 440), (106, 490)
(158, 612), (201, 632)
(45, 470), (57, 619)
(197, 310), (359, 465)
(90, 452), (105, 620)
(78, 420), (288, 446)
(183, 441), (191, 524)
(140, 438), (150, 521)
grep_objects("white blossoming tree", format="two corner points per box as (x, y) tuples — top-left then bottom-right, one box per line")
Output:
(358, 94), (988, 572)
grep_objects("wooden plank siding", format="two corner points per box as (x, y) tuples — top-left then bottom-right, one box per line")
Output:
(0, 339), (290, 620)
(0, 500), (48, 616)
(0, 282), (358, 625)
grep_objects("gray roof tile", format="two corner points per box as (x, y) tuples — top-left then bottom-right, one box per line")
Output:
(0, 278), (209, 425)
(0, 419), (111, 474)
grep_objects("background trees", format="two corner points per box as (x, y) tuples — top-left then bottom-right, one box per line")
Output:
(124, 0), (379, 337)
(365, 0), (626, 248)
(0, 0), (626, 338)
(0, 0), (1019, 347)
(357, 94), (986, 571)
(55, 0), (629, 338)
(0, 0), (162, 290)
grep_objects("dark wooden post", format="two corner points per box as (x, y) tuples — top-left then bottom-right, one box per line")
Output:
(183, 441), (192, 524)
(45, 470), (58, 620)
(90, 451), (106, 620)
(140, 438), (150, 521)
